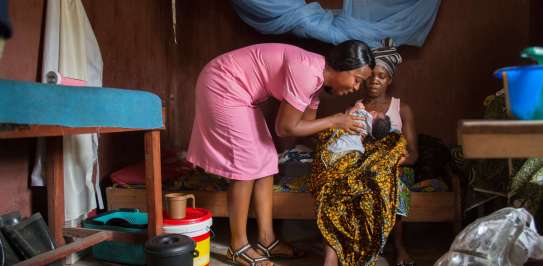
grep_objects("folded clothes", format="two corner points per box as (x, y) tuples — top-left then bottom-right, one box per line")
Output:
(278, 145), (314, 164)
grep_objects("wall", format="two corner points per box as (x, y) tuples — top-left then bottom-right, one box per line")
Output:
(168, 0), (533, 147)
(531, 0), (543, 45)
(390, 0), (531, 144)
(76, 0), (536, 155)
(0, 0), (43, 80)
(0, 0), (540, 215)
(0, 0), (44, 216)
(82, 0), (175, 175)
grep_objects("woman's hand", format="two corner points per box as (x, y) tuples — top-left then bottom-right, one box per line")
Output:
(275, 101), (367, 137)
(398, 152), (409, 166)
(345, 101), (364, 115)
(332, 113), (366, 134)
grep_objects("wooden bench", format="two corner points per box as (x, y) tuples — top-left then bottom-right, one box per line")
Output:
(107, 172), (462, 232)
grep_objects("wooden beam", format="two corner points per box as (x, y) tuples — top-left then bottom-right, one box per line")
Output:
(0, 125), (163, 139)
(46, 137), (65, 246)
(0, 108), (165, 139)
(63, 227), (146, 243)
(458, 120), (543, 158)
(107, 188), (457, 222)
(271, 192), (315, 219)
(403, 192), (455, 222)
(144, 130), (163, 237)
(452, 173), (463, 233)
(14, 231), (112, 266)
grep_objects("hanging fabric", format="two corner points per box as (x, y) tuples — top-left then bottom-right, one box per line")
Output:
(0, 0), (11, 39)
(231, 0), (441, 47)
(0, 0), (11, 61)
(31, 0), (104, 224)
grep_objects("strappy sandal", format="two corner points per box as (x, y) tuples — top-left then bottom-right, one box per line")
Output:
(227, 243), (272, 266)
(255, 239), (305, 259)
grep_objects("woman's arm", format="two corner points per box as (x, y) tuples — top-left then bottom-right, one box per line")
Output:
(302, 107), (317, 121)
(399, 102), (418, 165)
(275, 101), (365, 137)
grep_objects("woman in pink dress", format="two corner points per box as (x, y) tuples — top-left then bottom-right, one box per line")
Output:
(187, 40), (374, 266)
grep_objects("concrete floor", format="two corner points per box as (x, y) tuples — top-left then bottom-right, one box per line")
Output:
(75, 218), (454, 266)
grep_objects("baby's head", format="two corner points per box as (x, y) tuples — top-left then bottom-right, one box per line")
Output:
(370, 112), (391, 139)
(351, 102), (391, 139)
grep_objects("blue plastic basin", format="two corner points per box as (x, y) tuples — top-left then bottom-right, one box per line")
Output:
(495, 65), (543, 120)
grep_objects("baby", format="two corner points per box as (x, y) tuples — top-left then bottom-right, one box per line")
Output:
(327, 101), (391, 162)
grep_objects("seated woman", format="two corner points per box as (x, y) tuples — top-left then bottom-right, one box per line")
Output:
(363, 39), (418, 266)
(309, 39), (418, 266)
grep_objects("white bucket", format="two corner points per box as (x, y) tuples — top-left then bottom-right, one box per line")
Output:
(163, 209), (212, 266)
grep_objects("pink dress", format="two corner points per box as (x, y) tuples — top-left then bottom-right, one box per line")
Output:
(187, 43), (325, 180)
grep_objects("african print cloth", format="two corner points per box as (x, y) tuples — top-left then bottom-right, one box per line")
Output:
(309, 128), (406, 266)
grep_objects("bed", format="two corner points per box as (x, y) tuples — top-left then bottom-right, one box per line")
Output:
(0, 79), (164, 265)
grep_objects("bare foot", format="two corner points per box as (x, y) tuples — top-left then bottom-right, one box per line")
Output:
(257, 239), (303, 258)
(396, 244), (414, 266)
(324, 244), (339, 266)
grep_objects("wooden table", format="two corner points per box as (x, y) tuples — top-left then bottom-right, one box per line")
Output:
(1, 125), (163, 265)
(458, 120), (543, 158)
(458, 119), (543, 224)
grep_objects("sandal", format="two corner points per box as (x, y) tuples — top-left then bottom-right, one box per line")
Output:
(255, 239), (305, 259)
(227, 243), (271, 266)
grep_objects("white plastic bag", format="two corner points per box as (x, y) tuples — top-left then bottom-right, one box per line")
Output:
(435, 207), (543, 266)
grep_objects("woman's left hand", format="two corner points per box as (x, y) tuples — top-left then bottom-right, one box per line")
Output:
(398, 150), (410, 165)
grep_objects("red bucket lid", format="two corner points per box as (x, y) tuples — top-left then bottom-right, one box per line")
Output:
(163, 208), (212, 225)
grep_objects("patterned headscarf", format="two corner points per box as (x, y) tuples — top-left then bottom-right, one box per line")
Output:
(371, 38), (402, 77)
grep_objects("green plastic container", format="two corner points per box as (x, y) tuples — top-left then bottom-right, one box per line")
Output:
(521, 47), (543, 65)
(82, 209), (148, 265)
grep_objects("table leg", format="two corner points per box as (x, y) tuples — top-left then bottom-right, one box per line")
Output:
(46, 137), (65, 246)
(144, 130), (163, 238)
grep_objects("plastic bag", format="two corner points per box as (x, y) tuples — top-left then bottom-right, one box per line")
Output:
(435, 208), (543, 266)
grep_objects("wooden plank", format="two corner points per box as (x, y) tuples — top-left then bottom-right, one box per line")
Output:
(461, 134), (543, 158)
(403, 192), (455, 222)
(45, 137), (65, 246)
(144, 130), (163, 237)
(0, 125), (159, 139)
(0, 108), (166, 139)
(459, 120), (543, 158)
(271, 192), (315, 219)
(14, 231), (111, 266)
(63, 227), (146, 243)
(460, 120), (543, 134)
(106, 187), (149, 211)
(188, 191), (228, 217)
(107, 188), (458, 222)
(107, 189), (230, 217)
(451, 173), (463, 233)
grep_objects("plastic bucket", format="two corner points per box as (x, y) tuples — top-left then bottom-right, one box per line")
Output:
(495, 65), (543, 120)
(163, 208), (212, 266)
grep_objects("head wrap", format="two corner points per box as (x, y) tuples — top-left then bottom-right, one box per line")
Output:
(371, 38), (402, 77)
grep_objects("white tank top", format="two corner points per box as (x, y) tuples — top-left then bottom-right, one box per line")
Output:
(385, 97), (403, 133)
